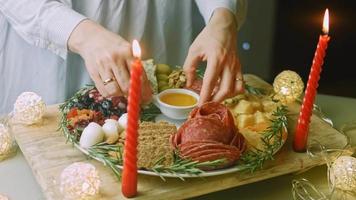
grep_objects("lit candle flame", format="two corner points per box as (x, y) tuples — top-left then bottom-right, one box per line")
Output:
(322, 9), (329, 35)
(132, 40), (141, 58)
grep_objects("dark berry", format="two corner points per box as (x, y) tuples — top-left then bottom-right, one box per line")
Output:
(101, 99), (112, 110)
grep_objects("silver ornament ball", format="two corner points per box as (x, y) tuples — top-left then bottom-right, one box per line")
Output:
(60, 162), (101, 200)
(0, 121), (17, 161)
(329, 155), (356, 191)
(13, 92), (46, 125)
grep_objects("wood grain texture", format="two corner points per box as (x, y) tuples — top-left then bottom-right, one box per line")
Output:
(11, 75), (348, 200)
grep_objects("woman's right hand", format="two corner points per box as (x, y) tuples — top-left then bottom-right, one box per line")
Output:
(68, 20), (152, 103)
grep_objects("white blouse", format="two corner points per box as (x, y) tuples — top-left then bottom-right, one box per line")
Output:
(0, 0), (246, 113)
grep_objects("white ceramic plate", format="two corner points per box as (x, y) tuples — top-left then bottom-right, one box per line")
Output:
(75, 143), (250, 178)
(75, 114), (286, 178)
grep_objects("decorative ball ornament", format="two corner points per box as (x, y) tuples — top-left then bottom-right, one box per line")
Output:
(273, 70), (304, 103)
(60, 162), (101, 200)
(13, 92), (46, 125)
(0, 120), (17, 161)
(329, 156), (356, 191)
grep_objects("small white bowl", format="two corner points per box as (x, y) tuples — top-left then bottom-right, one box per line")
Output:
(154, 89), (199, 120)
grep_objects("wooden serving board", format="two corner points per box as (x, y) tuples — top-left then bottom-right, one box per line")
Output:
(11, 75), (348, 200)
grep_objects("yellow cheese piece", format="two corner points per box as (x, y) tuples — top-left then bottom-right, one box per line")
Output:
(237, 114), (255, 129)
(233, 99), (254, 114)
(251, 101), (263, 111)
(262, 100), (278, 113)
(254, 111), (269, 124)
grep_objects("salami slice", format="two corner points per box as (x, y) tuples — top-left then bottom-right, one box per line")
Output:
(179, 142), (238, 156)
(171, 102), (246, 170)
(189, 102), (236, 134)
(187, 148), (240, 160)
(178, 141), (218, 152)
(178, 117), (231, 145)
(195, 152), (238, 169)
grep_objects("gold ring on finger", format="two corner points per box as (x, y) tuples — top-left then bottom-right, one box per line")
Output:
(103, 77), (115, 86)
(236, 77), (243, 82)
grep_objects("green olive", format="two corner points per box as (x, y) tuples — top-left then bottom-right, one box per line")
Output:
(158, 81), (168, 87)
(157, 74), (169, 82)
(156, 64), (172, 75)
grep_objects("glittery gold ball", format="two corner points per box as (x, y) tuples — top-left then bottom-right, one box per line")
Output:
(273, 70), (304, 103)
(329, 156), (356, 191)
(0, 122), (17, 161)
(60, 162), (101, 200)
(13, 92), (46, 125)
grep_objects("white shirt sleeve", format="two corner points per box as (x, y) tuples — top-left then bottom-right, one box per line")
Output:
(195, 0), (247, 30)
(0, 0), (87, 59)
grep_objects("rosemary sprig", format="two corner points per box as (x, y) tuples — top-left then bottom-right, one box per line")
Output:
(245, 83), (265, 95)
(241, 105), (288, 172)
(59, 115), (78, 144)
(87, 143), (123, 180)
(59, 86), (93, 113)
(196, 66), (205, 78)
(140, 103), (161, 122)
(151, 156), (226, 181)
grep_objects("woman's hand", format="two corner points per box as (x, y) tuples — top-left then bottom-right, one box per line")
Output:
(183, 8), (244, 105)
(68, 20), (152, 103)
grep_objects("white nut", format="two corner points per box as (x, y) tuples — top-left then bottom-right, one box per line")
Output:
(102, 119), (121, 144)
(118, 113), (128, 130)
(79, 122), (104, 148)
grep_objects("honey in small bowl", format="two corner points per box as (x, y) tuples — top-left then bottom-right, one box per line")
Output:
(159, 93), (197, 107)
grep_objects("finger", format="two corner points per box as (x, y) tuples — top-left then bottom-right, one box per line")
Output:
(183, 48), (201, 87)
(212, 65), (235, 102)
(89, 69), (110, 97)
(140, 71), (153, 104)
(112, 60), (130, 95)
(97, 62), (123, 97)
(199, 57), (221, 105)
(234, 59), (245, 94)
(125, 59), (153, 104)
(124, 45), (135, 71)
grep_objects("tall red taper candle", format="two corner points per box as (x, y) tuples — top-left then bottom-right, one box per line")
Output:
(122, 40), (142, 197)
(294, 9), (330, 152)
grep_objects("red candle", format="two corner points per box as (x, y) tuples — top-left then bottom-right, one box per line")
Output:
(294, 9), (330, 152)
(122, 40), (142, 198)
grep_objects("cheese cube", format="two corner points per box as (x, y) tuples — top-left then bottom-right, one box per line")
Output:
(254, 111), (268, 124)
(262, 100), (277, 113)
(233, 100), (254, 114)
(237, 114), (255, 129)
(251, 101), (262, 111)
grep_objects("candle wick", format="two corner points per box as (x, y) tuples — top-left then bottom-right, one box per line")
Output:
(322, 30), (329, 36)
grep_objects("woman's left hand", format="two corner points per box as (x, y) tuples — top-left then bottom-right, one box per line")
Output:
(183, 8), (244, 105)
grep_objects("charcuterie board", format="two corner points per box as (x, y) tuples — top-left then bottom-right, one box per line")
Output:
(11, 75), (348, 200)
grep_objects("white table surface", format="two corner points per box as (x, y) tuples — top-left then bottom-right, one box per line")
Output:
(1, 94), (356, 200)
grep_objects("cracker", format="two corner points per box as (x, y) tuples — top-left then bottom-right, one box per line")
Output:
(137, 121), (176, 169)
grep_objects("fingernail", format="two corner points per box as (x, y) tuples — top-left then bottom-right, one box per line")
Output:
(187, 80), (193, 88)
